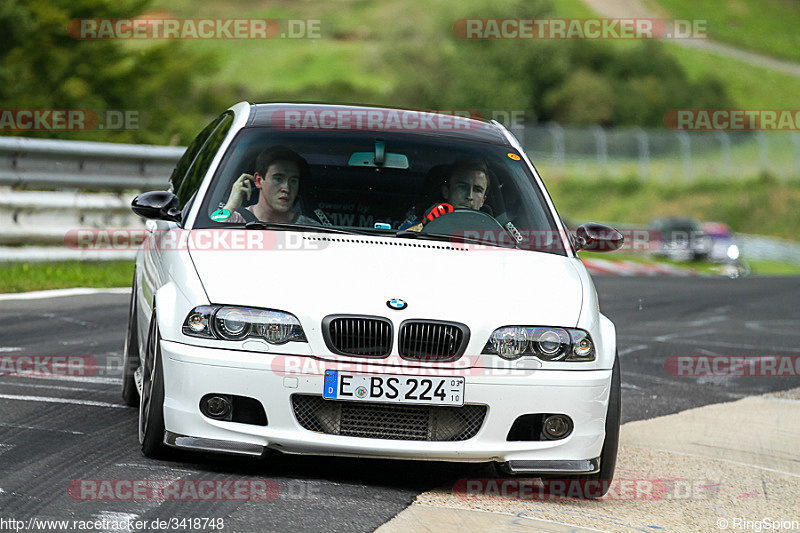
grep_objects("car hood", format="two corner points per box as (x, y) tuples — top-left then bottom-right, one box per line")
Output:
(188, 231), (583, 328)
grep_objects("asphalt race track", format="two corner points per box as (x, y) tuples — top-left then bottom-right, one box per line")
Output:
(0, 276), (798, 532)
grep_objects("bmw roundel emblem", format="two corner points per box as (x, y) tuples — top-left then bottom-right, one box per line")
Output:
(387, 298), (407, 310)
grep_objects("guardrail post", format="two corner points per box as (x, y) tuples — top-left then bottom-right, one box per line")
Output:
(635, 127), (649, 179)
(715, 132), (731, 179)
(592, 125), (608, 176)
(510, 121), (525, 150)
(676, 131), (691, 182)
(756, 132), (768, 177)
(549, 123), (565, 173)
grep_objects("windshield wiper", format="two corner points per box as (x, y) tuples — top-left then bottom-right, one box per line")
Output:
(243, 221), (353, 234)
(243, 221), (390, 236)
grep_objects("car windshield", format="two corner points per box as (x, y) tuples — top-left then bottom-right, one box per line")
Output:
(195, 128), (567, 255)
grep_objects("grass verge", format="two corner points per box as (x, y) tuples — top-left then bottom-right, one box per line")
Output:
(0, 261), (134, 293)
(579, 252), (800, 276)
(746, 259), (800, 276)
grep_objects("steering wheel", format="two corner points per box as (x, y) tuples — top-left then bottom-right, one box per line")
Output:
(420, 205), (507, 236)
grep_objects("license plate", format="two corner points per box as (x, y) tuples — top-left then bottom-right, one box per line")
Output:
(323, 371), (465, 406)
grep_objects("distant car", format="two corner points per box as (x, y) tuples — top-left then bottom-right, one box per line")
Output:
(649, 217), (711, 261)
(701, 222), (741, 263)
(122, 102), (625, 498)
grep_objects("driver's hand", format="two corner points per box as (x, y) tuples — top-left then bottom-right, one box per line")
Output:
(223, 173), (254, 212)
(422, 203), (454, 225)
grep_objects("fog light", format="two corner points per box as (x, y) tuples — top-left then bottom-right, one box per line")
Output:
(542, 414), (573, 440)
(200, 394), (232, 420)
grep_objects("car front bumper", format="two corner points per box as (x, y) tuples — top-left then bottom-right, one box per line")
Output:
(160, 340), (612, 471)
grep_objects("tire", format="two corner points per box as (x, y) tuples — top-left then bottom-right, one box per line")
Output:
(495, 354), (621, 500)
(121, 275), (140, 407)
(139, 311), (169, 459)
(563, 353), (621, 498)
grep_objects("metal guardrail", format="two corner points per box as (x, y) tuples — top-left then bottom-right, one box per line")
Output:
(0, 137), (183, 257)
(0, 136), (183, 190)
(735, 234), (800, 264)
(0, 190), (140, 246)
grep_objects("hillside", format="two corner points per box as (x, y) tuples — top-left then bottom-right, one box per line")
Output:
(148, 0), (800, 114)
(645, 0), (800, 63)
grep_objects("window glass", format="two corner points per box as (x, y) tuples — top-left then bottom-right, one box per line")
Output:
(175, 112), (234, 207)
(195, 128), (565, 255)
(169, 114), (226, 194)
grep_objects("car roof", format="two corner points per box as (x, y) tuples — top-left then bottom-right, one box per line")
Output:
(245, 103), (511, 145)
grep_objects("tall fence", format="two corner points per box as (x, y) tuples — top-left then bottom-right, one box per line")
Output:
(513, 124), (800, 181)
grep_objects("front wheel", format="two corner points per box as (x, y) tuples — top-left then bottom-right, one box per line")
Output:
(563, 353), (621, 498)
(495, 354), (621, 499)
(139, 311), (169, 459)
(121, 274), (140, 407)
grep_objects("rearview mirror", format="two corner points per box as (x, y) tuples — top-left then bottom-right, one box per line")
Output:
(575, 223), (624, 252)
(348, 152), (409, 169)
(131, 191), (182, 222)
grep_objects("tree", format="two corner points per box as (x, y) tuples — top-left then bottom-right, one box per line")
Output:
(0, 0), (232, 144)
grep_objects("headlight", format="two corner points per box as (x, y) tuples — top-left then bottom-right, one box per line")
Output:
(568, 329), (596, 361)
(726, 244), (740, 260)
(489, 327), (529, 359)
(214, 307), (251, 340)
(182, 305), (306, 344)
(534, 328), (570, 358)
(482, 326), (595, 362)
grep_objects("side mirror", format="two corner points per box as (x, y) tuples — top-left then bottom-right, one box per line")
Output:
(131, 191), (182, 222)
(575, 223), (624, 252)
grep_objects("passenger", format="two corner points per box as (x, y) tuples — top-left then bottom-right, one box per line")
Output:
(400, 157), (490, 231)
(221, 146), (319, 225)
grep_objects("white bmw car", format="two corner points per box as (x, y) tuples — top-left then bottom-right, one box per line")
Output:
(123, 102), (624, 497)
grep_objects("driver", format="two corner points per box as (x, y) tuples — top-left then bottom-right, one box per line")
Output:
(400, 158), (489, 231)
(441, 157), (489, 210)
